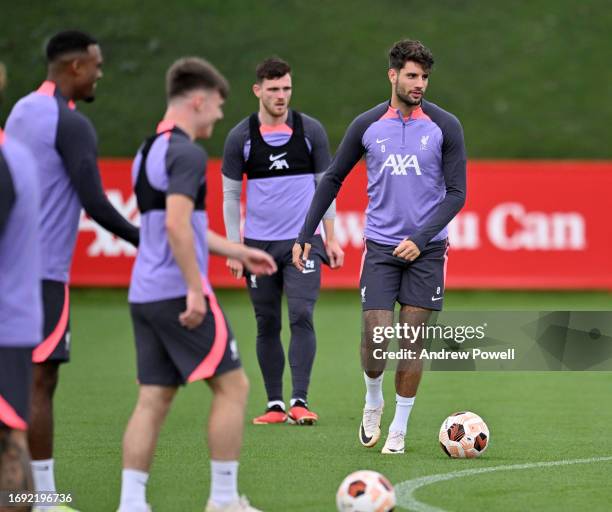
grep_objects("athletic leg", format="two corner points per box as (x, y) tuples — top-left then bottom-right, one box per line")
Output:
(0, 428), (32, 512)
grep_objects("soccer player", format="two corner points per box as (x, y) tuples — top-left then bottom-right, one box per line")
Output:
(222, 58), (344, 425)
(0, 61), (39, 512)
(5, 30), (139, 499)
(118, 57), (276, 512)
(293, 40), (467, 453)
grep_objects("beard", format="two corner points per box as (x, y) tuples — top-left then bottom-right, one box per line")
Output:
(84, 95), (96, 103)
(395, 83), (422, 107)
(263, 101), (287, 118)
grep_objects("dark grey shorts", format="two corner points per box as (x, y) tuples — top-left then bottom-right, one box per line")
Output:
(32, 280), (70, 364)
(130, 295), (241, 386)
(243, 235), (326, 301)
(359, 238), (449, 311)
(0, 347), (32, 430)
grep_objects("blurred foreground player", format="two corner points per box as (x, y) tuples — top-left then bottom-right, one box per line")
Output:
(0, 62), (39, 511)
(5, 31), (139, 500)
(222, 58), (343, 425)
(294, 40), (466, 454)
(118, 57), (276, 512)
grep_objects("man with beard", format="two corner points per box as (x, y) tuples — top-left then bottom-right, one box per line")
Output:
(293, 40), (467, 453)
(5, 31), (138, 503)
(222, 58), (344, 425)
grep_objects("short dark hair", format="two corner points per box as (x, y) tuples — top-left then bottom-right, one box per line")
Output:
(46, 30), (98, 62)
(256, 58), (291, 83)
(388, 39), (434, 71)
(166, 57), (229, 100)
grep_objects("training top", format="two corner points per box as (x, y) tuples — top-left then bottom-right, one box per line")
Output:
(222, 109), (334, 241)
(0, 129), (42, 347)
(5, 81), (138, 283)
(297, 100), (466, 250)
(129, 121), (209, 304)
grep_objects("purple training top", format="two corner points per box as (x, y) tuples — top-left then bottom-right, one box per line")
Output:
(298, 100), (467, 250)
(5, 81), (138, 283)
(129, 121), (210, 303)
(0, 129), (42, 347)
(222, 110), (330, 240)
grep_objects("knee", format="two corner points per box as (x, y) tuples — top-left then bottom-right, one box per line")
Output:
(255, 310), (281, 336)
(137, 386), (175, 414)
(215, 370), (249, 404)
(288, 301), (314, 328)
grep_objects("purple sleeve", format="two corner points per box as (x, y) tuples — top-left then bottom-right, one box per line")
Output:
(296, 104), (386, 245)
(410, 103), (467, 250)
(56, 106), (139, 246)
(0, 152), (16, 236)
(166, 140), (207, 200)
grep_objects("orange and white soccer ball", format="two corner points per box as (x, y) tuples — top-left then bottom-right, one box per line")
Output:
(336, 470), (396, 512)
(439, 411), (489, 458)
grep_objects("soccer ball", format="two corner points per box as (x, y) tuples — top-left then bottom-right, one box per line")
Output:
(336, 470), (396, 512)
(439, 411), (489, 458)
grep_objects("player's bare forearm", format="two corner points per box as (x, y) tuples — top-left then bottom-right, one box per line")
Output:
(207, 229), (247, 260)
(166, 195), (202, 293)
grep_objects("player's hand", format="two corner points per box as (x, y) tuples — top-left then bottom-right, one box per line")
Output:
(180, 288), (207, 329)
(393, 239), (421, 261)
(241, 248), (277, 276)
(292, 242), (311, 271)
(226, 257), (244, 279)
(325, 239), (345, 269)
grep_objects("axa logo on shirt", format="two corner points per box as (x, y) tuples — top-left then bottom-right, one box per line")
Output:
(378, 154), (422, 176)
(268, 152), (289, 170)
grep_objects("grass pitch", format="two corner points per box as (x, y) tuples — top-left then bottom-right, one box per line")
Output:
(56, 289), (612, 511)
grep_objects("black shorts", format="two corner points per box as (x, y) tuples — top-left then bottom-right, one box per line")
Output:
(130, 295), (241, 386)
(32, 280), (71, 364)
(0, 347), (33, 430)
(360, 238), (449, 311)
(243, 235), (326, 301)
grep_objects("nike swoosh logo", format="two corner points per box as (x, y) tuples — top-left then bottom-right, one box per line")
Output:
(431, 296), (443, 301)
(269, 152), (288, 161)
(302, 269), (316, 274)
(376, 138), (390, 144)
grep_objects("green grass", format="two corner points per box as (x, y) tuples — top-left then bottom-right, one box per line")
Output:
(2, 1), (611, 158)
(53, 289), (612, 510)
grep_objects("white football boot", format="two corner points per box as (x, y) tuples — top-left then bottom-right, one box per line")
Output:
(359, 402), (384, 447)
(381, 430), (405, 454)
(205, 496), (263, 512)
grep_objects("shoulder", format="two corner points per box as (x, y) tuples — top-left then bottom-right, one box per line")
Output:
(168, 135), (207, 166)
(57, 102), (97, 142)
(349, 101), (390, 133)
(421, 100), (463, 132)
(224, 117), (250, 147)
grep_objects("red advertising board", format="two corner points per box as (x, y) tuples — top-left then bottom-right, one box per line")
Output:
(71, 159), (612, 289)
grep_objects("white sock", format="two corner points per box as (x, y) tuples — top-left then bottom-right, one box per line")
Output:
(210, 460), (239, 507)
(388, 394), (415, 434)
(119, 468), (149, 511)
(364, 373), (384, 408)
(31, 459), (56, 492)
(266, 400), (285, 410)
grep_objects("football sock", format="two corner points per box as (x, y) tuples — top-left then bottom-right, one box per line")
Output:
(31, 458), (56, 492)
(119, 468), (149, 510)
(210, 460), (239, 506)
(266, 400), (285, 411)
(290, 398), (307, 408)
(364, 372), (384, 408)
(388, 394), (415, 434)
